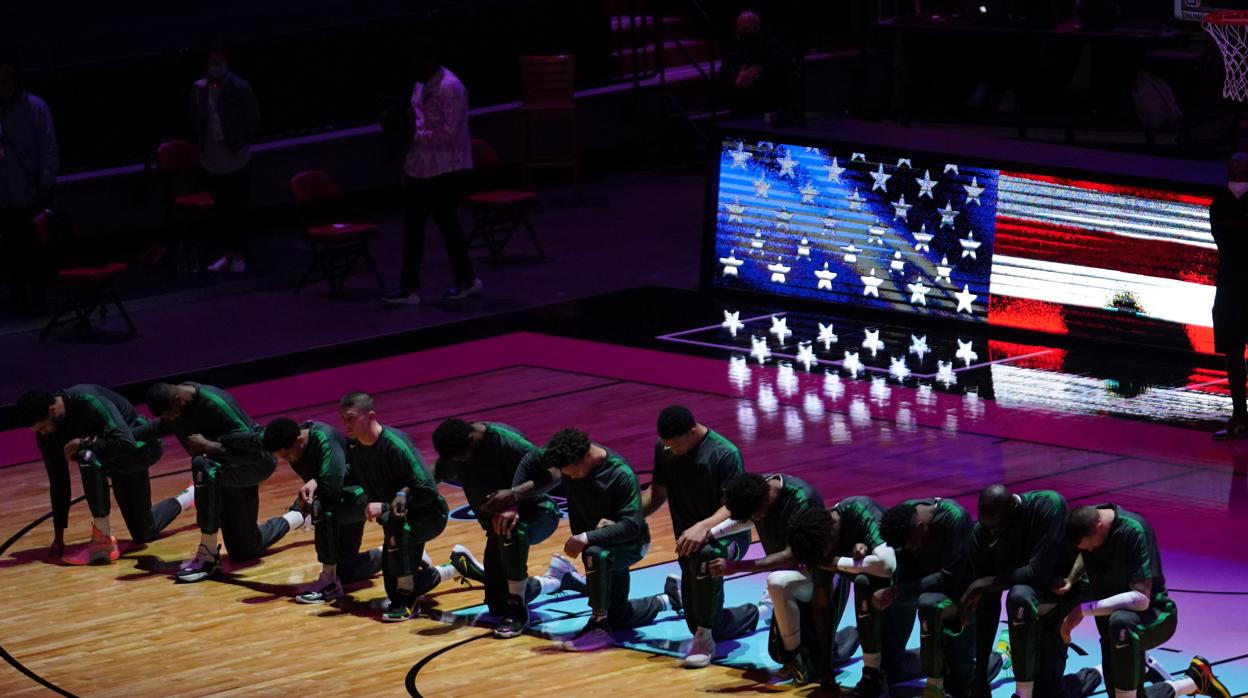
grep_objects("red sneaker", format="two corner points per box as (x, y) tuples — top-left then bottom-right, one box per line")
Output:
(62, 527), (120, 565)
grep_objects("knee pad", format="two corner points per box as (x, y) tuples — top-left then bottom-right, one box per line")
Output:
(1006, 586), (1039, 618)
(1107, 610), (1138, 636)
(191, 456), (217, 486)
(75, 449), (100, 469)
(766, 570), (805, 599)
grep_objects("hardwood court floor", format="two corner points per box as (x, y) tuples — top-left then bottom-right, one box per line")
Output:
(0, 334), (1245, 697)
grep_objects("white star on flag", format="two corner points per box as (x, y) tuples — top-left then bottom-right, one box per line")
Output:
(729, 141), (752, 169)
(798, 238), (811, 257)
(847, 189), (866, 211)
(751, 336), (771, 364)
(727, 197), (746, 223)
(936, 360), (957, 387)
(862, 328), (884, 354)
(826, 157), (846, 182)
(814, 263), (836, 289)
(721, 310), (744, 335)
(767, 259), (792, 284)
(907, 280), (929, 305)
(889, 356), (911, 381)
(823, 212), (838, 233)
(861, 268), (884, 297)
(909, 334), (930, 360)
(751, 230), (764, 250)
(944, 163), (959, 175)
(955, 339), (978, 365)
(955, 285), (977, 314)
(777, 151), (798, 177)
(769, 315), (793, 342)
(817, 322), (838, 348)
(939, 201), (959, 228)
(842, 350), (864, 377)
(892, 194), (912, 221)
(917, 170), (937, 198)
(897, 157), (913, 168)
(775, 206), (793, 231)
(754, 178), (771, 198)
(800, 183), (820, 203)
(796, 341), (816, 370)
(964, 176), (984, 205)
(851, 152), (867, 162)
(867, 222), (888, 244)
(719, 252), (743, 276)
(804, 146), (818, 153)
(913, 224), (933, 253)
(842, 244), (861, 263)
(870, 163), (891, 192)
(960, 232), (982, 259)
(890, 251), (905, 272)
(824, 371), (844, 401)
(937, 256), (952, 283)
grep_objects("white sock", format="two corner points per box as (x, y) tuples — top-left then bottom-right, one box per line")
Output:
(1167, 677), (1197, 696)
(1115, 691), (1136, 698)
(435, 563), (456, 583)
(655, 593), (672, 612)
(422, 550), (433, 567)
(282, 510), (304, 529)
(538, 575), (562, 595)
(1015, 682), (1034, 698)
(508, 580), (527, 597)
(175, 486), (195, 511)
(92, 517), (111, 537)
(863, 653), (881, 670)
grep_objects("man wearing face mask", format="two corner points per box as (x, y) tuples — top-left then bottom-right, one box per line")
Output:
(0, 48), (57, 315)
(717, 11), (788, 118)
(189, 42), (259, 274)
(1209, 153), (1248, 439)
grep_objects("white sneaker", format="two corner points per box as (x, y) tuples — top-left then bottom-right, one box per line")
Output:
(683, 627), (715, 668)
(443, 278), (484, 300)
(382, 290), (421, 306)
(207, 256), (230, 272)
(544, 554), (587, 594)
(229, 259), (246, 273)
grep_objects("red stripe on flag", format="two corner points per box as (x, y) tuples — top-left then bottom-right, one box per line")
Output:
(988, 340), (1068, 372)
(994, 217), (1217, 285)
(987, 295), (1069, 334)
(1000, 171), (1215, 207)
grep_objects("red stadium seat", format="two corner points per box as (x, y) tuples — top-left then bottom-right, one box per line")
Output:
(155, 140), (214, 271)
(465, 139), (545, 262)
(42, 263), (136, 339)
(289, 170), (385, 297)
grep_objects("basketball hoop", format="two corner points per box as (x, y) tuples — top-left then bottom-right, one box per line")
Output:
(1205, 11), (1248, 102)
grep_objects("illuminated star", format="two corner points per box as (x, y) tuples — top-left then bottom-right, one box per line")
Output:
(964, 176), (984, 205)
(729, 354), (750, 391)
(800, 183), (820, 204)
(861, 268), (884, 297)
(862, 328), (884, 355)
(824, 370), (845, 401)
(843, 351), (864, 377)
(750, 336), (771, 364)
(913, 224), (933, 253)
(754, 178), (771, 198)
(867, 222), (888, 244)
(936, 360), (957, 387)
(960, 232), (982, 260)
(814, 263), (837, 290)
(797, 238), (811, 257)
(823, 211), (838, 233)
(917, 170), (937, 198)
(890, 251), (905, 272)
(907, 280), (930, 305)
(777, 151), (798, 177)
(889, 356), (911, 381)
(870, 163), (892, 192)
(955, 285), (977, 314)
(817, 322), (838, 349)
(944, 163), (960, 175)
(767, 259), (792, 284)
(719, 251), (743, 276)
(939, 201), (959, 228)
(892, 194), (912, 221)
(842, 244), (861, 263)
(729, 141), (752, 169)
(804, 146), (819, 153)
(937, 256), (953, 283)
(897, 157), (913, 168)
(796, 342), (816, 370)
(726, 197), (746, 223)
(908, 334), (930, 361)
(955, 339), (979, 365)
(847, 189), (866, 212)
(825, 157), (846, 182)
(770, 315), (793, 342)
(851, 152), (867, 162)
(721, 310), (744, 335)
(751, 230), (764, 250)
(775, 206), (793, 231)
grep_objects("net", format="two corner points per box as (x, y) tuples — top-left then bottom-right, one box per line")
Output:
(1205, 11), (1248, 102)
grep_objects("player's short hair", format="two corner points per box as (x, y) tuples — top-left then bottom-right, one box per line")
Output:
(338, 391), (374, 413)
(724, 472), (771, 521)
(15, 390), (54, 426)
(1066, 505), (1100, 544)
(787, 506), (834, 567)
(657, 405), (697, 440)
(880, 502), (918, 549)
(432, 418), (473, 458)
(544, 428), (591, 468)
(261, 418), (301, 453)
(145, 383), (179, 416)
(977, 484), (1012, 524)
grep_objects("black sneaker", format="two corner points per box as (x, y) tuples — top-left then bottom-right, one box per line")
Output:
(1188, 655), (1231, 698)
(765, 654), (811, 690)
(494, 611), (529, 639)
(382, 591), (419, 622)
(848, 667), (887, 698)
(295, 576), (344, 604)
(664, 574), (684, 616)
(175, 544), (221, 583)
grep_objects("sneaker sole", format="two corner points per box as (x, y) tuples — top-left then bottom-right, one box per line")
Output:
(1192, 657), (1230, 698)
(682, 656), (712, 669)
(493, 628), (526, 639)
(175, 570), (217, 583)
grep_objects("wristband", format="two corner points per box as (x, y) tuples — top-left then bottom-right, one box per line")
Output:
(395, 491), (408, 498)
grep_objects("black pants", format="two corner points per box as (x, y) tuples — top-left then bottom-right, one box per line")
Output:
(400, 172), (474, 291)
(0, 205), (46, 310)
(917, 591), (976, 694)
(1096, 600), (1178, 695)
(191, 452), (288, 561)
(680, 539), (758, 641)
(314, 486), (381, 583)
(203, 164), (252, 255)
(975, 584), (1083, 696)
(76, 441), (181, 543)
(485, 500), (561, 616)
(381, 498), (449, 603)
(584, 544), (664, 630)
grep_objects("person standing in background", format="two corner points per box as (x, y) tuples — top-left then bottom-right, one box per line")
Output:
(382, 45), (480, 306)
(190, 42), (259, 274)
(1209, 153), (1248, 440)
(0, 48), (57, 315)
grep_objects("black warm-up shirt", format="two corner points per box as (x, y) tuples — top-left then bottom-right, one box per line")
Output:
(288, 421), (353, 506)
(144, 382), (268, 463)
(894, 498), (974, 598)
(756, 474), (824, 556)
(1081, 504), (1169, 607)
(652, 428), (749, 552)
(434, 422), (549, 530)
(560, 447), (649, 549)
(348, 425), (442, 517)
(969, 489), (1074, 588)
